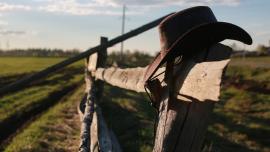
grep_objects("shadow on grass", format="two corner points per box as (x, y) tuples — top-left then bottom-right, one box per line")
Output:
(203, 131), (256, 152)
(0, 66), (83, 97)
(0, 66), (84, 149)
(99, 84), (155, 152)
(205, 110), (270, 151)
(0, 73), (32, 87)
(0, 83), (80, 149)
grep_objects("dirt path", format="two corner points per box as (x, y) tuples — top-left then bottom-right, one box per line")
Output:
(0, 84), (78, 146)
(2, 85), (84, 152)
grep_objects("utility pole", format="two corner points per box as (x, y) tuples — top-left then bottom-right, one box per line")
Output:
(120, 4), (126, 61)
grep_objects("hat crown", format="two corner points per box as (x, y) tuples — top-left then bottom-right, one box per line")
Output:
(159, 6), (217, 51)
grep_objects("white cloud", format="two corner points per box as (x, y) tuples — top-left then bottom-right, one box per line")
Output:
(0, 29), (26, 36)
(37, 0), (142, 16)
(36, 0), (241, 16)
(38, 0), (126, 16)
(0, 0), (242, 16)
(93, 0), (241, 7)
(0, 2), (31, 12)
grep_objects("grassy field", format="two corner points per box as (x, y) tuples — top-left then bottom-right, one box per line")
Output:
(229, 56), (270, 69)
(203, 57), (270, 152)
(0, 56), (269, 152)
(0, 57), (84, 149)
(0, 57), (68, 76)
(4, 85), (84, 152)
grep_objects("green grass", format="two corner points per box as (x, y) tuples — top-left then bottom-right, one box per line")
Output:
(0, 72), (82, 122)
(1, 56), (269, 151)
(4, 85), (84, 152)
(0, 57), (84, 121)
(100, 84), (155, 152)
(225, 66), (270, 83)
(229, 56), (270, 69)
(202, 57), (270, 152)
(0, 57), (84, 148)
(0, 57), (83, 76)
(227, 57), (270, 84)
(204, 86), (270, 152)
(0, 57), (66, 76)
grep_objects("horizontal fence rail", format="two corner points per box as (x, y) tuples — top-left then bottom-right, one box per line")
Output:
(0, 13), (173, 96)
(92, 48), (229, 102)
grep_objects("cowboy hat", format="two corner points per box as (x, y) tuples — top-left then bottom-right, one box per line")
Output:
(143, 6), (252, 83)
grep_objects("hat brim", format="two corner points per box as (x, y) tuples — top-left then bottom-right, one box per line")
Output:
(144, 22), (252, 82)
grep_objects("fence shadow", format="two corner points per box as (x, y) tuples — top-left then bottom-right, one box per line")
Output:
(99, 84), (155, 152)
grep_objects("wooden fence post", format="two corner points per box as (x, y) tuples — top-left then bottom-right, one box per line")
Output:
(152, 45), (232, 152)
(95, 37), (108, 100)
(80, 36), (122, 152)
(79, 37), (108, 152)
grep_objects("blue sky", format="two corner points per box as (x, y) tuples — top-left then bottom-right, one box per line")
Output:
(0, 0), (269, 54)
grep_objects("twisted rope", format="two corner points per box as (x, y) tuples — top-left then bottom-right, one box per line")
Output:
(79, 70), (97, 152)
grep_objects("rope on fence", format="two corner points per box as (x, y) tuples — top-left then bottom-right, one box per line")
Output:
(79, 71), (97, 152)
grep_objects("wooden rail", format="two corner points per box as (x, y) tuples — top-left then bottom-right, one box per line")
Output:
(92, 44), (230, 102)
(0, 13), (173, 96)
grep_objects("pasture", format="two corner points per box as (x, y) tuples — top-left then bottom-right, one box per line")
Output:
(0, 56), (269, 152)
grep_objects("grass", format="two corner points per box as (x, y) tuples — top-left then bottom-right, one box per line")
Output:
(100, 84), (156, 152)
(0, 57), (84, 146)
(225, 66), (270, 83)
(202, 57), (270, 152)
(0, 72), (82, 122)
(1, 56), (269, 151)
(3, 85), (84, 152)
(229, 56), (270, 69)
(227, 57), (270, 84)
(0, 57), (84, 121)
(0, 57), (66, 76)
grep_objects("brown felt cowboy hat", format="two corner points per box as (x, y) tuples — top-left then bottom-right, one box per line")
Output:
(143, 6), (252, 83)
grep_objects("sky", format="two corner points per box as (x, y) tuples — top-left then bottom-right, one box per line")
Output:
(0, 0), (269, 54)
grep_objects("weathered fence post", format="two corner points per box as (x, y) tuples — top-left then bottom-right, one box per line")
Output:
(152, 45), (232, 152)
(79, 36), (108, 152)
(90, 37), (108, 100)
(79, 37), (122, 152)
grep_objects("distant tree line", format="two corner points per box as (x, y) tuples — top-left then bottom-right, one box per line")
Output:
(230, 43), (270, 57)
(0, 48), (80, 57)
(107, 50), (153, 68)
(0, 48), (154, 67)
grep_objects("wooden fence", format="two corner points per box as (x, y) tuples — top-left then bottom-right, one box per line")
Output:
(78, 38), (232, 152)
(0, 12), (232, 152)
